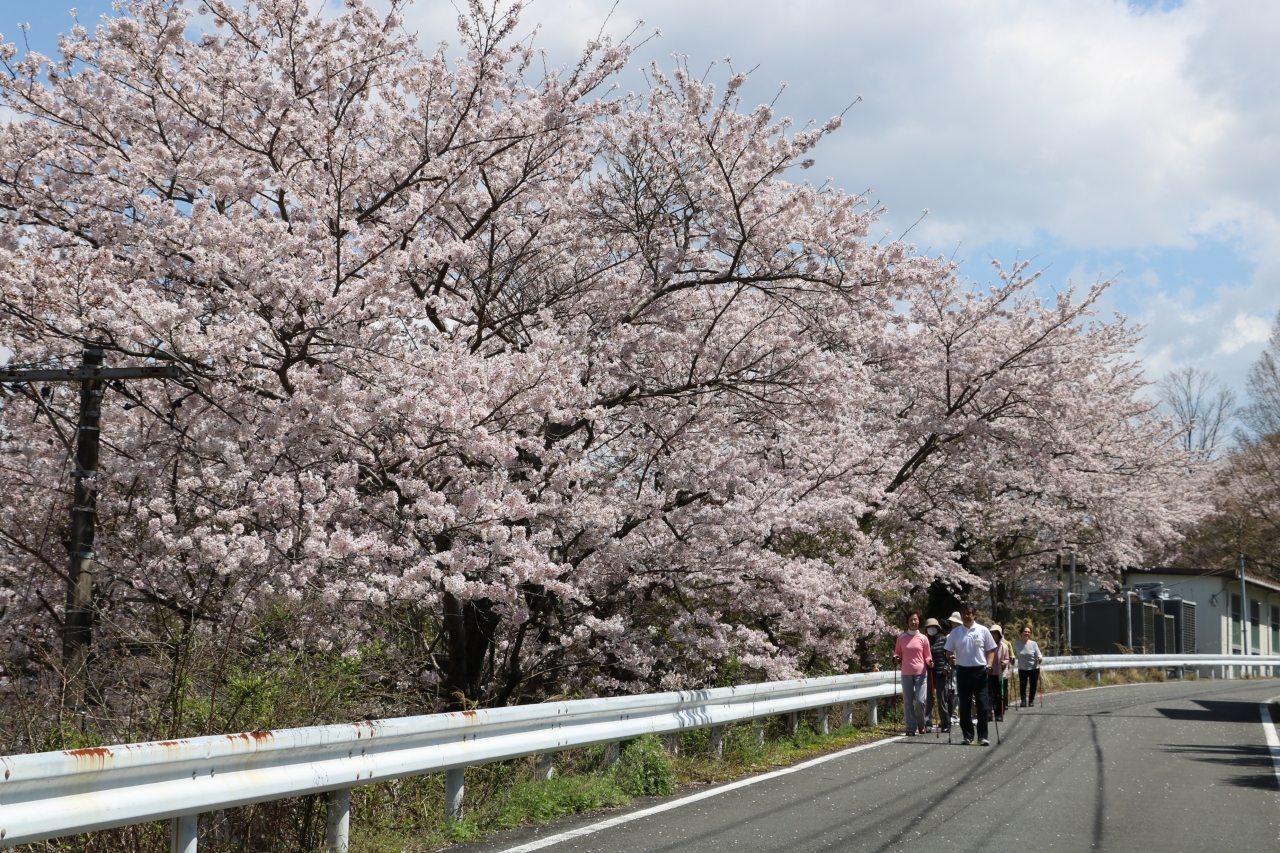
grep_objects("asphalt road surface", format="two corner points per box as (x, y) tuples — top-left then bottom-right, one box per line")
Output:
(472, 678), (1280, 853)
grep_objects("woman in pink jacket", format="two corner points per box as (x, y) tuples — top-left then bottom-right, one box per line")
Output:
(893, 610), (932, 736)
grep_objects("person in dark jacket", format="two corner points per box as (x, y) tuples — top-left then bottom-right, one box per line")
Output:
(924, 617), (953, 732)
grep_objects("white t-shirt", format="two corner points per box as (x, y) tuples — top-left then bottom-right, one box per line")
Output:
(944, 622), (997, 667)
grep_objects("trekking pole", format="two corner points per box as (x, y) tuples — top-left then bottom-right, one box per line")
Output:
(893, 663), (900, 734)
(929, 668), (938, 740)
(942, 666), (952, 742)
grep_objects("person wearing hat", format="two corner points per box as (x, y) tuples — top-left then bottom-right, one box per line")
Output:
(944, 603), (997, 745)
(988, 624), (1013, 721)
(924, 617), (953, 732)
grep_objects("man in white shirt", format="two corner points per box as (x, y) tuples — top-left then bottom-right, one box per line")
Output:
(943, 603), (998, 745)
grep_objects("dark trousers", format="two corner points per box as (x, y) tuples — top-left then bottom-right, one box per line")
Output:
(1019, 669), (1040, 705)
(987, 673), (1005, 719)
(926, 668), (954, 730)
(955, 665), (990, 742)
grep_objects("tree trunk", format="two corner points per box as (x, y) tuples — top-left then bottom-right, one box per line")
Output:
(441, 592), (499, 708)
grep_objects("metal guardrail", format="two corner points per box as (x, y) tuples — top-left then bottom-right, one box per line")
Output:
(1, 654), (1276, 851)
(1039, 653), (1280, 673)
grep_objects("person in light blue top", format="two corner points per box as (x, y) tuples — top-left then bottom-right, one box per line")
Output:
(943, 602), (998, 745)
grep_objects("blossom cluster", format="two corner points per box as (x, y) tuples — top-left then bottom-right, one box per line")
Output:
(0, 0), (1201, 708)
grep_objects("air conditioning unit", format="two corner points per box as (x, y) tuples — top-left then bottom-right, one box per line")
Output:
(1160, 598), (1197, 654)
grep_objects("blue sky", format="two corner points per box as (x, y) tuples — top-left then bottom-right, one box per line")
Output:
(4, 0), (1277, 401)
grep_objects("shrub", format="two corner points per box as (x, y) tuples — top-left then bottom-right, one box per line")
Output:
(613, 735), (675, 796)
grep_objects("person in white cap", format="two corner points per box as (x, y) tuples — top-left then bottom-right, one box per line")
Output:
(924, 617), (952, 732)
(988, 624), (1012, 721)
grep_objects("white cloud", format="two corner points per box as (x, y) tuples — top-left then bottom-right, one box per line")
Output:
(1215, 313), (1273, 356)
(415, 0), (1274, 247)
(394, 0), (1280, 391)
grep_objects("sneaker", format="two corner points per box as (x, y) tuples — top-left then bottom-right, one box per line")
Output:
(905, 731), (916, 737)
(962, 738), (974, 745)
(979, 739), (991, 746)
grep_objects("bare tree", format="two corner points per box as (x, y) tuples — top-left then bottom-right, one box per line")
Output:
(1242, 311), (1280, 437)
(1158, 367), (1236, 456)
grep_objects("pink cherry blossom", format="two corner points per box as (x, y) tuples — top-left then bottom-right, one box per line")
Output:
(0, 0), (1202, 713)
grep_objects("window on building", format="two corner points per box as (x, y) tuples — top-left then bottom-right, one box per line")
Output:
(1231, 594), (1242, 648)
(1251, 600), (1261, 650)
(1272, 605), (1280, 654)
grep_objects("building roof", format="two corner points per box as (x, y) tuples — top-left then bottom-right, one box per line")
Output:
(1128, 566), (1280, 595)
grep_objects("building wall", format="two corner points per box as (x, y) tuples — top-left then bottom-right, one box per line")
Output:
(1070, 571), (1280, 667)
(1123, 572), (1280, 669)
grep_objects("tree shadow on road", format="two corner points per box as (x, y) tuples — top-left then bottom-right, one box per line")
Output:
(1154, 699), (1264, 724)
(1162, 743), (1278, 790)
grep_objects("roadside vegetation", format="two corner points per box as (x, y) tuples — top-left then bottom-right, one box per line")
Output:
(1039, 666), (1170, 694)
(346, 709), (902, 853)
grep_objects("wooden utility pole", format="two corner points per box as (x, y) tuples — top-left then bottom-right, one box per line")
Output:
(1, 350), (182, 710)
(65, 348), (104, 709)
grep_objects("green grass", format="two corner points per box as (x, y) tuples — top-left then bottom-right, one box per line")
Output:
(347, 736), (676, 853)
(1039, 666), (1169, 694)
(671, 713), (904, 788)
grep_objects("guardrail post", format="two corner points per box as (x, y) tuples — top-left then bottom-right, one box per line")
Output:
(210, 811), (233, 845)
(171, 814), (197, 853)
(709, 725), (724, 758)
(841, 702), (853, 728)
(787, 711), (799, 735)
(535, 753), (555, 780)
(753, 719), (764, 746)
(326, 789), (350, 853)
(663, 732), (680, 756)
(445, 768), (465, 820)
(867, 698), (878, 727)
(819, 707), (829, 735)
(601, 741), (620, 768)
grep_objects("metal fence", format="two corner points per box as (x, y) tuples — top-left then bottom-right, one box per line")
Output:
(2, 653), (1276, 852)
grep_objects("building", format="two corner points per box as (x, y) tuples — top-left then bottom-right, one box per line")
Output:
(1068, 566), (1280, 677)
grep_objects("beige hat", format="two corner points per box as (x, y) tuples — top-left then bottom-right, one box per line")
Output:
(923, 617), (941, 629)
(947, 611), (962, 624)
(990, 624), (1004, 636)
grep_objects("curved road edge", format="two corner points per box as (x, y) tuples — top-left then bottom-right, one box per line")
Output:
(1262, 695), (1280, 788)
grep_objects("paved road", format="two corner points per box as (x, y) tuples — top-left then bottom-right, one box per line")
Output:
(474, 679), (1280, 853)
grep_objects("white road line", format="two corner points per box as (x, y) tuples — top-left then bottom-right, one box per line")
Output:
(1261, 696), (1280, 791)
(497, 735), (905, 853)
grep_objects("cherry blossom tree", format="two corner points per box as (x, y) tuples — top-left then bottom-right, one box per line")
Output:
(838, 259), (1202, 620)
(0, 0), (1200, 727)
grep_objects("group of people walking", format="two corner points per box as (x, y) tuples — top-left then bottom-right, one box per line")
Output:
(893, 603), (1043, 745)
